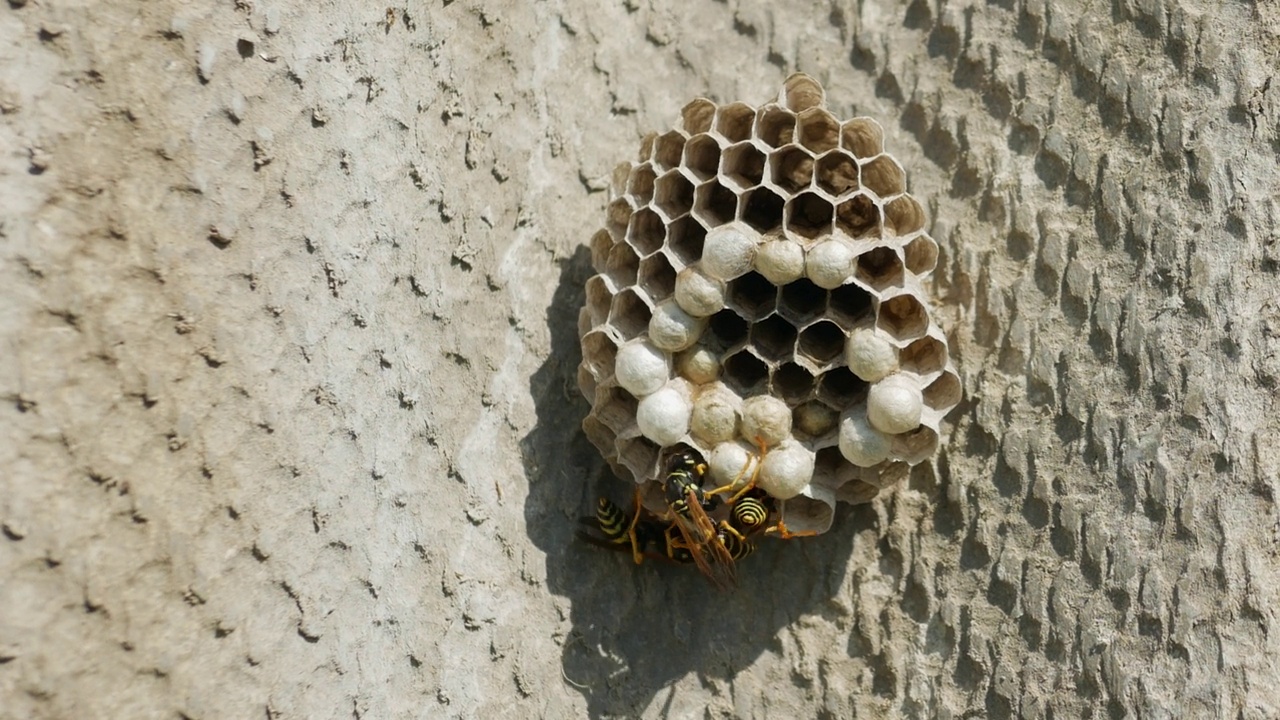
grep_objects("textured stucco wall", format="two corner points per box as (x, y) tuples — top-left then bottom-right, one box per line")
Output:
(2, 1), (1278, 718)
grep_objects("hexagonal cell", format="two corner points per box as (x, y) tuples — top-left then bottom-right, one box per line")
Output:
(680, 98), (716, 135)
(841, 118), (884, 158)
(665, 216), (706, 267)
(891, 425), (939, 465)
(590, 228), (614, 273)
(708, 308), (748, 347)
(793, 400), (838, 437)
(683, 133), (722, 182)
(901, 335), (947, 376)
(714, 102), (756, 143)
(581, 329), (619, 380)
(923, 370), (962, 411)
(782, 73), (825, 113)
(692, 180), (738, 229)
(626, 207), (665, 256)
(726, 271), (778, 322)
(861, 155), (906, 197)
(584, 274), (614, 326)
(816, 365), (867, 409)
(750, 314), (798, 363)
(610, 163), (632, 196)
(581, 407), (614, 452)
(721, 142), (766, 192)
(812, 445), (858, 485)
(815, 151), (860, 197)
(836, 479), (880, 505)
(637, 133), (657, 163)
(741, 188), (785, 233)
(884, 195), (925, 236)
(877, 293), (930, 342)
(639, 252), (676, 301)
(654, 171), (694, 221)
(778, 278), (827, 326)
(606, 197), (633, 239)
(772, 362), (816, 403)
(654, 131), (686, 171)
(607, 288), (652, 338)
(595, 383), (639, 434)
(606, 242), (640, 288)
(854, 246), (904, 291)
(628, 163), (657, 205)
(904, 234), (939, 275)
(618, 435), (662, 479)
(796, 107), (840, 154)
(769, 146), (814, 194)
(797, 319), (846, 365)
(835, 193), (880, 238)
(722, 349), (769, 395)
(828, 283), (873, 327)
(784, 192), (834, 240)
(755, 106), (796, 148)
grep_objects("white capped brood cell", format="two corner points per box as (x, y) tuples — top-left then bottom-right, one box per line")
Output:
(578, 74), (962, 537)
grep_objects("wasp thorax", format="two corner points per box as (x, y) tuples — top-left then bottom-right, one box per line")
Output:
(577, 74), (961, 536)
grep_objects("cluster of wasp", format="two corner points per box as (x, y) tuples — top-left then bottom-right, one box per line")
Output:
(577, 444), (811, 590)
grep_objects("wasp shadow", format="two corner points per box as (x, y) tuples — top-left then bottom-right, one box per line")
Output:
(521, 246), (873, 715)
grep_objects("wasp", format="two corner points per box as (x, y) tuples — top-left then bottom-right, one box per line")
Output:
(577, 496), (694, 564)
(661, 450), (739, 590)
(705, 441), (816, 542)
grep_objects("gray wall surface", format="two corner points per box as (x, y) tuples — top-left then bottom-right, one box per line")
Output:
(2, 1), (1278, 717)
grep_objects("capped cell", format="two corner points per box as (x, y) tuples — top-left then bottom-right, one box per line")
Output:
(653, 131), (686, 171)
(784, 192), (835, 240)
(815, 150), (860, 197)
(740, 187), (785, 234)
(726, 270), (778, 321)
(682, 133), (722, 182)
(792, 399), (838, 437)
(796, 107), (841, 154)
(835, 193), (881, 238)
(649, 299), (707, 352)
(805, 238), (856, 290)
(700, 223), (758, 281)
(674, 266), (725, 317)
(750, 314), (799, 363)
(637, 382), (693, 446)
(627, 207), (665, 256)
(756, 236), (804, 284)
(755, 106), (796, 148)
(769, 146), (814, 194)
(615, 339), (669, 396)
(654, 171), (695, 221)
(714, 102), (757, 143)
(721, 142), (766, 192)
(692, 179), (739, 229)
(841, 118), (884, 158)
(861, 154), (906, 197)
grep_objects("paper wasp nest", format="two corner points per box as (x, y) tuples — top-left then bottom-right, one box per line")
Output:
(577, 74), (962, 535)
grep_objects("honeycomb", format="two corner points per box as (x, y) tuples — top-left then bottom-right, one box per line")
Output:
(577, 74), (962, 535)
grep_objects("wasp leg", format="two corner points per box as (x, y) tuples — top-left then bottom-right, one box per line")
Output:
(765, 517), (818, 539)
(626, 485), (645, 565)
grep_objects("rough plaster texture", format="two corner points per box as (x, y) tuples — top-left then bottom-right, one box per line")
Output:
(1, 1), (1278, 718)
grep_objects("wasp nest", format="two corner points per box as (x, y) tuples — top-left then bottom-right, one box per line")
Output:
(577, 74), (961, 535)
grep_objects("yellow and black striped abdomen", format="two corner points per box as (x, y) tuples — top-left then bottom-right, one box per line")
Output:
(731, 496), (769, 534)
(595, 497), (631, 544)
(719, 529), (756, 560)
